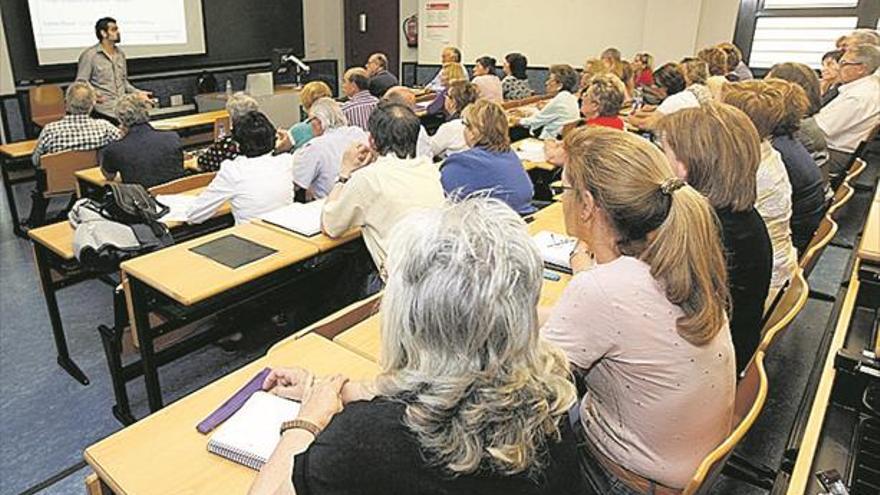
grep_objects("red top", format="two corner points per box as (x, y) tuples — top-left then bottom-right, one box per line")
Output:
(635, 69), (654, 87)
(586, 115), (625, 130)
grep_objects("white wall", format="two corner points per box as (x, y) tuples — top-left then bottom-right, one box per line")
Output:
(418, 0), (740, 67)
(302, 0), (345, 84)
(400, 0), (419, 64)
(0, 2), (15, 97)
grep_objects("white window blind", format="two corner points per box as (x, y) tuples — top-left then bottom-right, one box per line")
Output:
(750, 16), (857, 68)
(762, 0), (857, 8)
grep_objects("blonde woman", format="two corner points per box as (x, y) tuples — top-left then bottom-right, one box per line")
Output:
(542, 127), (735, 494)
(580, 57), (608, 90)
(250, 198), (585, 495)
(425, 62), (468, 116)
(441, 100), (535, 214)
(427, 80), (479, 158)
(277, 80), (333, 153)
(723, 81), (798, 301)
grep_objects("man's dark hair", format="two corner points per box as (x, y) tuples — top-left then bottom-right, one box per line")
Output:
(505, 53), (528, 80)
(233, 111), (276, 157)
(653, 63), (687, 95)
(368, 103), (420, 159)
(95, 17), (117, 41)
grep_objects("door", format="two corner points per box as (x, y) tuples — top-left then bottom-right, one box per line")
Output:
(344, 0), (400, 76)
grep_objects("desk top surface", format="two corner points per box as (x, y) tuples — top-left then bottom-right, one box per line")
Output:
(75, 158), (200, 188)
(527, 202), (566, 235)
(858, 191), (880, 263)
(254, 220), (361, 253)
(152, 110), (229, 131)
(84, 334), (380, 495)
(121, 222), (319, 305)
(512, 138), (555, 172)
(0, 139), (38, 159)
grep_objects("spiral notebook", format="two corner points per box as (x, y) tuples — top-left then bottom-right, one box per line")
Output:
(207, 391), (301, 470)
(532, 230), (576, 274)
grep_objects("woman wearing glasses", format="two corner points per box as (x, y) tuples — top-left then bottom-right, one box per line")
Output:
(511, 64), (580, 139)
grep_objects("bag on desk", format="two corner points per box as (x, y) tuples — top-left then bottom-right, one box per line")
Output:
(98, 183), (170, 238)
(69, 198), (173, 272)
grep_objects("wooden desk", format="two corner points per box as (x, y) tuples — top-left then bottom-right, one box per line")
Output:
(0, 139), (39, 238)
(528, 202), (566, 235)
(254, 220), (361, 253)
(122, 222), (321, 412)
(512, 138), (555, 172)
(75, 158), (200, 197)
(858, 193), (880, 264)
(334, 274), (572, 362)
(152, 110), (228, 132)
(85, 334), (380, 495)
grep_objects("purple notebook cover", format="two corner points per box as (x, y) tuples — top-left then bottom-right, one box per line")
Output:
(197, 367), (272, 434)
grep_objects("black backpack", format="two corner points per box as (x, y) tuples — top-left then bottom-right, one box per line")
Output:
(98, 183), (171, 238)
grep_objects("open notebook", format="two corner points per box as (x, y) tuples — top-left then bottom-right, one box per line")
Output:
(532, 230), (576, 274)
(155, 194), (197, 223)
(260, 199), (325, 237)
(207, 391), (301, 470)
(514, 139), (546, 163)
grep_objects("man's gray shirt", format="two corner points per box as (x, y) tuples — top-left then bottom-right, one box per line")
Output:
(76, 44), (139, 116)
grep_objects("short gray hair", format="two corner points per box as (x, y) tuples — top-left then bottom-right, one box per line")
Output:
(848, 28), (880, 47)
(65, 81), (96, 115)
(308, 97), (347, 130)
(115, 94), (150, 127)
(225, 92), (259, 124)
(377, 197), (576, 476)
(849, 44), (880, 74)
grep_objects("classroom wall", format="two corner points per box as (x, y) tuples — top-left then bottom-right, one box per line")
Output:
(416, 0), (740, 67)
(303, 0), (346, 84)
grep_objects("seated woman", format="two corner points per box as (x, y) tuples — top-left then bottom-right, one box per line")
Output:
(723, 81), (798, 303)
(627, 62), (709, 130)
(425, 62), (468, 116)
(579, 58), (608, 90)
(100, 94), (185, 188)
(542, 127), (735, 494)
(471, 56), (503, 102)
(196, 92), (259, 172)
(441, 100), (534, 214)
(186, 111), (293, 225)
(698, 46), (732, 79)
(427, 80), (479, 158)
(277, 80), (333, 153)
(578, 74), (626, 130)
(513, 64), (580, 139)
(502, 52), (534, 101)
(250, 198), (585, 495)
(764, 78), (827, 254)
(819, 50), (843, 106)
(633, 52), (654, 87)
(767, 62), (828, 165)
(657, 103), (772, 373)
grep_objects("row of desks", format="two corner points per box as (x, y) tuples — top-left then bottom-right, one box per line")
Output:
(84, 199), (573, 495)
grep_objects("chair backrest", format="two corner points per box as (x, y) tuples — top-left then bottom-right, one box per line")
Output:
(827, 182), (853, 218)
(683, 351), (769, 495)
(845, 157), (867, 185)
(759, 268), (809, 353)
(800, 215), (838, 277)
(29, 84), (65, 127)
(148, 173), (216, 195)
(39, 149), (98, 196)
(212, 116), (231, 141)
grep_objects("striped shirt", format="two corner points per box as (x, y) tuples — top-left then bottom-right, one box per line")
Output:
(32, 114), (121, 166)
(341, 90), (379, 131)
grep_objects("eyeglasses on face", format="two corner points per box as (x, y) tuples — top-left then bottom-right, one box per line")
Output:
(839, 60), (864, 68)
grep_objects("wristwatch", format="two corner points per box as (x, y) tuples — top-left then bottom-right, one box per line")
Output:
(336, 175), (350, 185)
(280, 418), (322, 437)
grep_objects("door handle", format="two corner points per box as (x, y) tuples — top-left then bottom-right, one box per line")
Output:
(359, 13), (367, 33)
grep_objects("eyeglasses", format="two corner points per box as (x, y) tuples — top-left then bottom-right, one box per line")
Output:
(839, 60), (865, 68)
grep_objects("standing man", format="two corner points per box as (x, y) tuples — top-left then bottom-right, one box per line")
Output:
(366, 53), (399, 98)
(76, 17), (151, 123)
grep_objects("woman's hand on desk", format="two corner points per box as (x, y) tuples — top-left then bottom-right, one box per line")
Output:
(297, 374), (349, 431)
(263, 367), (314, 401)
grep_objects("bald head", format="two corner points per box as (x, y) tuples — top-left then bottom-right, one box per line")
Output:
(382, 86), (416, 109)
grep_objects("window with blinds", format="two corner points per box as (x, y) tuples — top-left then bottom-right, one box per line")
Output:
(749, 16), (858, 68)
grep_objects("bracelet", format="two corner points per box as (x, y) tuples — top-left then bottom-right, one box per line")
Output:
(280, 418), (322, 437)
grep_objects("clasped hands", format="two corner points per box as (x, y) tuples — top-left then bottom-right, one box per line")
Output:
(262, 367), (371, 432)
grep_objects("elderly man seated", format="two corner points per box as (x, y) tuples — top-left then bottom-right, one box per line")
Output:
(100, 94), (185, 188)
(31, 81), (120, 167)
(804, 44), (880, 186)
(292, 97), (368, 199)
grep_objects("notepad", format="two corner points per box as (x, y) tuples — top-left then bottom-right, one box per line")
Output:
(514, 139), (546, 163)
(260, 199), (325, 237)
(532, 230), (576, 274)
(207, 391), (301, 470)
(156, 194), (197, 223)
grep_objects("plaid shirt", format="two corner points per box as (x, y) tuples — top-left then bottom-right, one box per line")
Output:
(32, 114), (121, 166)
(341, 90), (379, 131)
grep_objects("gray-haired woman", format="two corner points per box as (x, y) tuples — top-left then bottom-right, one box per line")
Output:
(197, 92), (260, 171)
(250, 198), (585, 495)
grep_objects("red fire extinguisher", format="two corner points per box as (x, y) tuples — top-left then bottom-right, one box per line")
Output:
(403, 14), (418, 47)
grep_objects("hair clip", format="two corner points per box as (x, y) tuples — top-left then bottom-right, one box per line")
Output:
(660, 177), (686, 195)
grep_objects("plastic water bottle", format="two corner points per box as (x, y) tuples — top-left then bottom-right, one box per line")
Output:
(225, 80), (232, 97)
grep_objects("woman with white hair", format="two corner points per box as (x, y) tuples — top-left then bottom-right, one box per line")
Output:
(249, 197), (585, 495)
(197, 91), (260, 171)
(99, 93), (185, 188)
